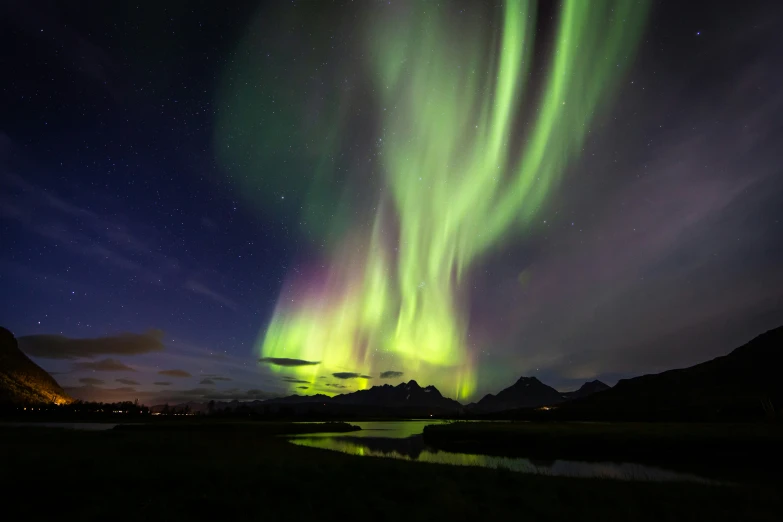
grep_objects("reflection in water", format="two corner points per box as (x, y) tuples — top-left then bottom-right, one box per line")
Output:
(294, 420), (452, 440)
(289, 421), (714, 483)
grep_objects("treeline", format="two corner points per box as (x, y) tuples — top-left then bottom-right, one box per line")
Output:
(0, 399), (150, 419)
(155, 404), (193, 415)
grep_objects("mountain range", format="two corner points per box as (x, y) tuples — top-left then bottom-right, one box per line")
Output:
(152, 380), (469, 416)
(4, 322), (781, 421)
(463, 377), (610, 413)
(157, 326), (781, 418)
(331, 380), (463, 409)
(151, 377), (606, 416)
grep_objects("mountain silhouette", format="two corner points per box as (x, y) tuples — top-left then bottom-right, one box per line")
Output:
(156, 378), (612, 415)
(561, 380), (610, 400)
(267, 393), (333, 404)
(155, 381), (462, 416)
(331, 380), (461, 411)
(471, 376), (565, 413)
(556, 325), (783, 420)
(0, 327), (72, 405)
(151, 325), (783, 419)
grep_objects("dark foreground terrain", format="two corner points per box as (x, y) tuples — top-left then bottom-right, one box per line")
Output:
(1, 422), (781, 522)
(423, 421), (783, 483)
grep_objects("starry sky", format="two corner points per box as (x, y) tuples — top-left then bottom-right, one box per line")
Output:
(1, 0), (782, 405)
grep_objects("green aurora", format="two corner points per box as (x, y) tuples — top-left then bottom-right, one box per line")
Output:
(219, 0), (649, 399)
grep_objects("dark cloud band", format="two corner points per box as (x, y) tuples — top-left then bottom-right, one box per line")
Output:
(18, 329), (164, 359)
(259, 357), (320, 367)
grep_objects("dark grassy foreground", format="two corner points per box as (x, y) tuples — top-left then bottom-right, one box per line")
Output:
(0, 423), (780, 522)
(423, 421), (783, 483)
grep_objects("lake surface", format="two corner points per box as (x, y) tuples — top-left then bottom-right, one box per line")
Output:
(290, 421), (715, 483)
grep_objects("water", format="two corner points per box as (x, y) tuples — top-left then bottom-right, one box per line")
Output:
(289, 421), (715, 483)
(295, 420), (452, 439)
(1, 422), (118, 431)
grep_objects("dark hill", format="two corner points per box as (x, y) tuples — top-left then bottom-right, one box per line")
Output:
(0, 327), (72, 405)
(547, 325), (783, 421)
(561, 380), (610, 400)
(472, 376), (565, 413)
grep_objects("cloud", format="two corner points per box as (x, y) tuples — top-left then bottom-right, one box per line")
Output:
(331, 372), (371, 380)
(325, 383), (346, 389)
(180, 388), (213, 396)
(297, 386), (309, 390)
(259, 357), (320, 367)
(202, 389), (277, 401)
(158, 369), (191, 378)
(64, 385), (138, 402)
(201, 375), (232, 381)
(78, 377), (104, 385)
(115, 378), (139, 385)
(185, 280), (239, 310)
(148, 388), (279, 403)
(281, 377), (310, 384)
(380, 371), (404, 379)
(17, 329), (164, 359)
(61, 382), (280, 405)
(199, 379), (215, 385)
(73, 358), (136, 372)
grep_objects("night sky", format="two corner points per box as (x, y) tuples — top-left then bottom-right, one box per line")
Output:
(2, 0), (782, 405)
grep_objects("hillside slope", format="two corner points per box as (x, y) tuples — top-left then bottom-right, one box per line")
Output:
(553, 325), (783, 420)
(0, 327), (72, 405)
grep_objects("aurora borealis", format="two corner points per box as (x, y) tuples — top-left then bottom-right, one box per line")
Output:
(3, 0), (783, 405)
(237, 1), (650, 398)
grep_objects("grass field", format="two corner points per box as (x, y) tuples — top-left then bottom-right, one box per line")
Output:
(1, 421), (781, 521)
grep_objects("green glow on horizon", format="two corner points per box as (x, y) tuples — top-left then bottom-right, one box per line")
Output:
(255, 1), (648, 399)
